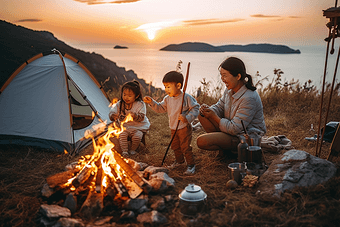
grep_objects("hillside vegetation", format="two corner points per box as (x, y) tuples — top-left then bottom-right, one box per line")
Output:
(1, 69), (340, 226)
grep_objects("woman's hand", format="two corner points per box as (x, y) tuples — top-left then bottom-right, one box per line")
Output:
(199, 104), (210, 117)
(143, 96), (153, 104)
(201, 107), (217, 119)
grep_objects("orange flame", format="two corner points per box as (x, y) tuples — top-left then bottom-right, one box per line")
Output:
(61, 113), (134, 191)
(83, 114), (134, 191)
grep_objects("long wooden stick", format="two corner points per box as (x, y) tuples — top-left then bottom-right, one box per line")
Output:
(161, 62), (190, 166)
(317, 44), (340, 157)
(315, 27), (331, 157)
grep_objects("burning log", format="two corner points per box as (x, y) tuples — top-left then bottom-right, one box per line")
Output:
(72, 164), (96, 188)
(109, 164), (129, 198)
(95, 166), (104, 193)
(112, 149), (152, 194)
(46, 168), (79, 189)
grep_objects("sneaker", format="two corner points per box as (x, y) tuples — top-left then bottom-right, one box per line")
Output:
(167, 161), (185, 169)
(122, 151), (129, 157)
(129, 150), (137, 155)
(184, 165), (195, 175)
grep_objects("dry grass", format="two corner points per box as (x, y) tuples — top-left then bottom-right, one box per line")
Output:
(1, 80), (340, 226)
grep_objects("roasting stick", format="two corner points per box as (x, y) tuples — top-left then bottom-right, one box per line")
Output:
(161, 62), (190, 166)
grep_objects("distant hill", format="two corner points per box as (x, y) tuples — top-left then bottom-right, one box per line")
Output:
(0, 20), (158, 94)
(160, 42), (224, 52)
(114, 45), (128, 49)
(160, 42), (301, 54)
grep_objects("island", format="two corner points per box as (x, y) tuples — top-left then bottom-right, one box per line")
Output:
(160, 42), (300, 54)
(114, 45), (128, 49)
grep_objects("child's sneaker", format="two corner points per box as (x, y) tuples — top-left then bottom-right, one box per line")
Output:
(167, 161), (185, 169)
(184, 165), (195, 175)
(129, 150), (137, 155)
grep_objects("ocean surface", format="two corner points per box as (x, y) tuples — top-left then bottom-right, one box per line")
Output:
(73, 44), (339, 94)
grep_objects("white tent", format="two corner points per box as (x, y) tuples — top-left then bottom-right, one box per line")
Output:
(0, 50), (112, 153)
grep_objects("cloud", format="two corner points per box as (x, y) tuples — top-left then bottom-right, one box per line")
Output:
(288, 16), (302, 19)
(15, 19), (42, 23)
(183, 18), (244, 26)
(251, 14), (281, 18)
(73, 0), (140, 5)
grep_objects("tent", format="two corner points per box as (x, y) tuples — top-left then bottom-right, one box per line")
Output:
(0, 50), (112, 153)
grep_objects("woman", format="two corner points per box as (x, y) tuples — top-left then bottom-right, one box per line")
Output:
(197, 57), (266, 157)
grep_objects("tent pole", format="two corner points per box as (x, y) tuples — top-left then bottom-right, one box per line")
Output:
(54, 49), (76, 148)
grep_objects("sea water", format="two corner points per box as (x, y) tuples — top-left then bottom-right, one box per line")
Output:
(73, 44), (339, 94)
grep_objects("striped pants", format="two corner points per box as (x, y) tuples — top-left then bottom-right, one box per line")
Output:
(119, 129), (143, 153)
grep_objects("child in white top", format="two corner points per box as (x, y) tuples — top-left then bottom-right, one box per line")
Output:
(143, 71), (199, 175)
(109, 80), (150, 156)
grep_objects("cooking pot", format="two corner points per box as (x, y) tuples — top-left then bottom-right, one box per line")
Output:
(179, 184), (207, 216)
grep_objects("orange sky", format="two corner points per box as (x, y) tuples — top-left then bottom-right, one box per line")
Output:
(0, 0), (335, 48)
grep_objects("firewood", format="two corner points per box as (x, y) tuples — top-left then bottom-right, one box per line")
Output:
(109, 164), (129, 198)
(72, 165), (96, 188)
(112, 149), (152, 193)
(95, 166), (104, 193)
(46, 168), (79, 189)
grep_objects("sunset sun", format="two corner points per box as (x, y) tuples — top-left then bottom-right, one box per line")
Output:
(136, 20), (179, 41)
(146, 29), (156, 40)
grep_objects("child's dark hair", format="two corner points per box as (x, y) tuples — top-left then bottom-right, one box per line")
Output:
(119, 80), (142, 114)
(162, 71), (184, 89)
(219, 57), (256, 91)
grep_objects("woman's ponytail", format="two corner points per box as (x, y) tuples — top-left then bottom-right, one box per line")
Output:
(245, 74), (256, 91)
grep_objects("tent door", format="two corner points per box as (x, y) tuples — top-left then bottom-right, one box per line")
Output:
(68, 80), (95, 130)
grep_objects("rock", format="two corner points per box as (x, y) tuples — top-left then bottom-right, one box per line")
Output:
(41, 183), (55, 198)
(137, 205), (151, 214)
(143, 166), (169, 179)
(150, 196), (166, 211)
(138, 162), (149, 171)
(79, 192), (104, 221)
(137, 210), (167, 224)
(120, 210), (135, 220)
(123, 194), (148, 210)
(148, 172), (175, 192)
(93, 216), (113, 226)
(63, 193), (77, 213)
(53, 217), (84, 227)
(257, 150), (337, 201)
(40, 204), (71, 220)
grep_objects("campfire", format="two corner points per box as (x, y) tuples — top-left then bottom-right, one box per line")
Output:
(39, 114), (174, 226)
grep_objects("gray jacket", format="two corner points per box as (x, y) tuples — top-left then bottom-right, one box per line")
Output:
(210, 85), (266, 136)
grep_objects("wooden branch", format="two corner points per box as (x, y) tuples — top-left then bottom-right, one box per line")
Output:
(112, 149), (152, 193)
(95, 166), (104, 193)
(72, 165), (96, 188)
(46, 168), (79, 189)
(109, 164), (129, 198)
